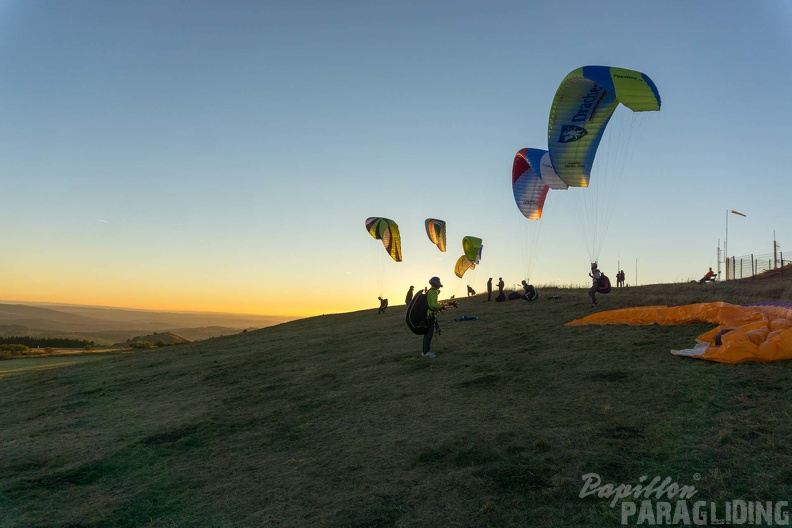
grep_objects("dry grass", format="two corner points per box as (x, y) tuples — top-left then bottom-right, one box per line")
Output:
(1, 277), (791, 527)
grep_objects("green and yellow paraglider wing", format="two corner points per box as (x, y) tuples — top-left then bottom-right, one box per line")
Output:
(425, 218), (447, 252)
(365, 217), (402, 262)
(462, 236), (483, 264)
(547, 65), (661, 187)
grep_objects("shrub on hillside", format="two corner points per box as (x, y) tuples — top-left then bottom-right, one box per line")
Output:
(0, 344), (31, 353)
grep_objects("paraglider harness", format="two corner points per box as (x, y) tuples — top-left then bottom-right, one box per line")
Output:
(406, 292), (458, 336)
(596, 274), (612, 294)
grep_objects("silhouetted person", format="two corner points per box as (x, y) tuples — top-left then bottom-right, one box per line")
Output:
(497, 277), (505, 295)
(377, 296), (388, 314)
(422, 277), (446, 358)
(405, 286), (414, 304)
(486, 278), (493, 301)
(588, 263), (601, 307)
(521, 280), (537, 301)
(467, 285), (476, 296)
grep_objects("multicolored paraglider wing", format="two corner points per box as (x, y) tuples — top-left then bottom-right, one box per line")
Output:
(547, 65), (661, 187)
(365, 217), (402, 262)
(535, 150), (568, 190)
(454, 255), (476, 278)
(425, 218), (447, 252)
(512, 148), (551, 220)
(462, 236), (483, 264)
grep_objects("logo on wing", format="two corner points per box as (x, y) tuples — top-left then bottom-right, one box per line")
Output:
(558, 125), (588, 143)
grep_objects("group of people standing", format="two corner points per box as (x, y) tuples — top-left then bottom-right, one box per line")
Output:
(485, 277), (505, 301)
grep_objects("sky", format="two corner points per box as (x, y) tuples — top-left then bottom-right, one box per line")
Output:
(1, 1), (790, 318)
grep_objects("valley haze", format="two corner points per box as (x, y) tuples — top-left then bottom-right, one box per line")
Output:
(0, 301), (297, 346)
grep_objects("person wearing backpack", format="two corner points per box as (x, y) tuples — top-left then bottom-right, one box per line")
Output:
(588, 263), (601, 307)
(422, 276), (446, 358)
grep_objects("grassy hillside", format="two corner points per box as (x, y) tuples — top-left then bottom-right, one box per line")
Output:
(1, 278), (791, 527)
(116, 331), (193, 347)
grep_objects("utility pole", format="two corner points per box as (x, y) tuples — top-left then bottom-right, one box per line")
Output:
(725, 209), (747, 280)
(774, 231), (779, 269)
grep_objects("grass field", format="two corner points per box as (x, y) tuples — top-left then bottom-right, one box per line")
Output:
(2, 278), (792, 527)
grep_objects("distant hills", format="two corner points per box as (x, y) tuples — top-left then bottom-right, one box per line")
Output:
(0, 302), (297, 345)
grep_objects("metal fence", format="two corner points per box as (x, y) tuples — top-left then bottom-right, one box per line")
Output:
(727, 251), (787, 280)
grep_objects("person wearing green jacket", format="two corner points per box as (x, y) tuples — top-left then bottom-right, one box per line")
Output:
(422, 276), (446, 358)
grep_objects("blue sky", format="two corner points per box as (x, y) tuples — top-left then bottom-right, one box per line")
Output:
(1, 1), (790, 316)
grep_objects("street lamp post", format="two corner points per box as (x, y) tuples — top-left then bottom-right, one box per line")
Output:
(725, 209), (746, 280)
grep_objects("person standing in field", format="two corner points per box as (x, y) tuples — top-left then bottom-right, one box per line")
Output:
(486, 278), (493, 301)
(405, 285), (414, 304)
(589, 263), (601, 307)
(422, 276), (446, 358)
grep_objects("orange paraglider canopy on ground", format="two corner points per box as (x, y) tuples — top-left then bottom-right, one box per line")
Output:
(566, 302), (792, 364)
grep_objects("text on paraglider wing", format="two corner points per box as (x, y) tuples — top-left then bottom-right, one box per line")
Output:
(572, 85), (604, 122)
(612, 73), (640, 81)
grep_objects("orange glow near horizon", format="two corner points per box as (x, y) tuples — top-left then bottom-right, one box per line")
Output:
(0, 276), (375, 318)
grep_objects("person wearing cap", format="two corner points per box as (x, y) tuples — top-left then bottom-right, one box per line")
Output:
(422, 276), (445, 358)
(588, 263), (601, 307)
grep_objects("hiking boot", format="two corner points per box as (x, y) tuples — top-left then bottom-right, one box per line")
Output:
(592, 301), (600, 307)
(422, 351), (436, 358)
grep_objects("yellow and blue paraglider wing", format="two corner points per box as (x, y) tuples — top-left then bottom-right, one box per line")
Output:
(365, 217), (402, 262)
(425, 218), (447, 252)
(547, 65), (661, 187)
